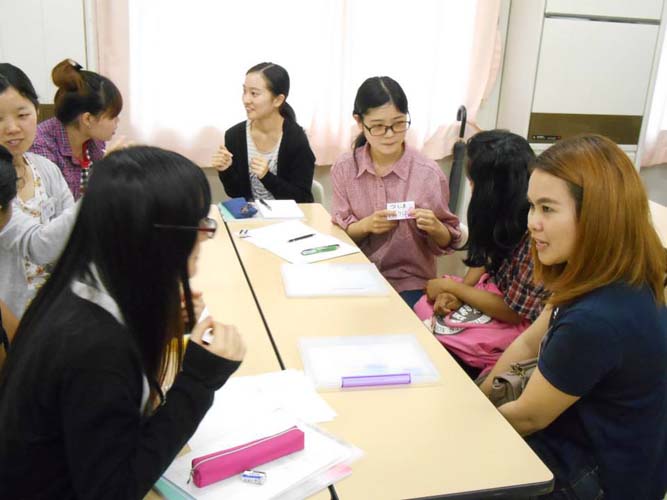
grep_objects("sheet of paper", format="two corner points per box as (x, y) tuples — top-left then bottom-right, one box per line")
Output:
(241, 221), (360, 264)
(163, 410), (361, 500)
(188, 370), (336, 450)
(299, 334), (440, 390)
(386, 201), (415, 220)
(256, 199), (305, 219)
(281, 263), (390, 297)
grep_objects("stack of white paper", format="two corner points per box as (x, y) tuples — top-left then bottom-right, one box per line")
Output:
(188, 370), (336, 450)
(255, 199), (304, 219)
(281, 263), (390, 297)
(240, 220), (360, 264)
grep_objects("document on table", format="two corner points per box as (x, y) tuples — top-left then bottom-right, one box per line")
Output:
(240, 220), (360, 263)
(162, 410), (361, 500)
(299, 334), (441, 390)
(281, 263), (390, 297)
(187, 369), (337, 451)
(255, 199), (305, 219)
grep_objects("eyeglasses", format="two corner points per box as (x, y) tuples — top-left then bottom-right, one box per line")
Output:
(362, 119), (411, 137)
(154, 216), (218, 239)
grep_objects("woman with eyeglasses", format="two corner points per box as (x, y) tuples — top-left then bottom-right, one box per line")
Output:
(211, 62), (316, 203)
(331, 76), (460, 307)
(0, 63), (75, 317)
(0, 146), (246, 499)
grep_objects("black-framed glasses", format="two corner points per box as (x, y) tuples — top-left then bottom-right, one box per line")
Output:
(362, 119), (411, 137)
(154, 216), (218, 239)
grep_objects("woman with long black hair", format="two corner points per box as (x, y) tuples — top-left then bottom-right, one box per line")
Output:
(0, 146), (245, 499)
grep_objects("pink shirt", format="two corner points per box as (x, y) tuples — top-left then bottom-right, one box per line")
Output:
(331, 144), (461, 292)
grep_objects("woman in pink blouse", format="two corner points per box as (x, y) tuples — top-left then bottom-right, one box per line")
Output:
(331, 76), (460, 308)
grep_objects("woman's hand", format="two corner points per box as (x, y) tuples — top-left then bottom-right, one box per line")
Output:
(411, 208), (452, 247)
(211, 145), (233, 172)
(433, 292), (462, 315)
(104, 135), (133, 157)
(249, 156), (270, 179)
(190, 316), (246, 362)
(411, 208), (444, 234)
(361, 209), (398, 235)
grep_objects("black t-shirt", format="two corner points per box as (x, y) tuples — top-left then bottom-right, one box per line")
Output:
(536, 282), (667, 500)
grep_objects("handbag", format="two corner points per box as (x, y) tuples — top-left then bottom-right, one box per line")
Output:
(221, 197), (257, 219)
(487, 357), (538, 407)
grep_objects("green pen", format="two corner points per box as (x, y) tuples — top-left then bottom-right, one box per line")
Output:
(301, 244), (340, 256)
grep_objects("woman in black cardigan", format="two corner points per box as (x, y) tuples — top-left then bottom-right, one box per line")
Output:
(212, 62), (315, 203)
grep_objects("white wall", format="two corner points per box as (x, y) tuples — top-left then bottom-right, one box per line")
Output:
(0, 0), (87, 104)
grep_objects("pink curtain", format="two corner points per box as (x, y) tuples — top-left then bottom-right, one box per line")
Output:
(422, 1), (502, 160)
(94, 0), (137, 145)
(95, 1), (501, 165)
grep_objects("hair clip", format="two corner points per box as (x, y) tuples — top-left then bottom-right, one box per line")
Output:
(67, 59), (83, 71)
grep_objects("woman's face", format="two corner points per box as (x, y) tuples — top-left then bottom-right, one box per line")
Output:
(355, 103), (408, 159)
(85, 113), (119, 142)
(527, 169), (578, 266)
(242, 72), (283, 121)
(187, 227), (210, 278)
(0, 87), (37, 160)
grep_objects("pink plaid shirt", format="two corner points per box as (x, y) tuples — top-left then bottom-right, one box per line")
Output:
(331, 144), (461, 292)
(31, 118), (105, 200)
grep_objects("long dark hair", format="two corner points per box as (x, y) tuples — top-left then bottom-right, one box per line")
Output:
(352, 76), (409, 151)
(0, 63), (39, 110)
(464, 130), (535, 272)
(247, 62), (296, 121)
(52, 59), (123, 124)
(0, 146), (16, 211)
(4, 146), (210, 403)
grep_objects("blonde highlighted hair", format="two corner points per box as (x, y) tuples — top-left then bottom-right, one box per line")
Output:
(532, 134), (666, 306)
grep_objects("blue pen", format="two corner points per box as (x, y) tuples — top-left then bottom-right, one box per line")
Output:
(301, 244), (340, 256)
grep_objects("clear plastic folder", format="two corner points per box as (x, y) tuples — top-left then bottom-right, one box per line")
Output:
(281, 263), (390, 297)
(299, 334), (440, 390)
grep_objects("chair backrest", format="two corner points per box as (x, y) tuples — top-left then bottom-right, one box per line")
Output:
(311, 179), (325, 204)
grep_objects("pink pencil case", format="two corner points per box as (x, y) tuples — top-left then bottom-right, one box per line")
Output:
(189, 426), (305, 488)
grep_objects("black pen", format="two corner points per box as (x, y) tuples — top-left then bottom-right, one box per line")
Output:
(258, 198), (272, 211)
(288, 233), (314, 243)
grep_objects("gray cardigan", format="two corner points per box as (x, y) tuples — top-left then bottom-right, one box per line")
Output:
(0, 153), (76, 316)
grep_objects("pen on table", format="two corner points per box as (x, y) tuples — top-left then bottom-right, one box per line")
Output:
(258, 198), (272, 211)
(288, 233), (314, 243)
(301, 244), (340, 256)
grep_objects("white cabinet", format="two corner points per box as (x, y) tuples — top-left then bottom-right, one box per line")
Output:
(545, 0), (663, 20)
(533, 18), (658, 116)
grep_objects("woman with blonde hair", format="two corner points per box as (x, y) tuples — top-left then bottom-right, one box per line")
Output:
(481, 135), (667, 499)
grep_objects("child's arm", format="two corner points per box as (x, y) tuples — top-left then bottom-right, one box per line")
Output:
(463, 266), (485, 286)
(426, 266), (485, 300)
(428, 276), (522, 325)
